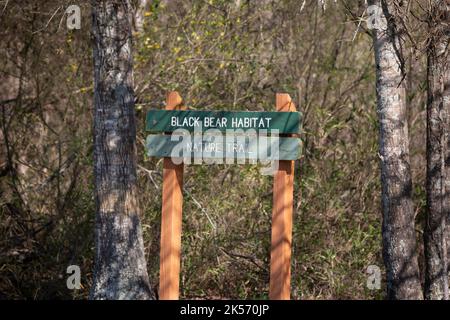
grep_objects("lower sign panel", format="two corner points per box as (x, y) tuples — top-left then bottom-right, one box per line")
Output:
(146, 134), (301, 161)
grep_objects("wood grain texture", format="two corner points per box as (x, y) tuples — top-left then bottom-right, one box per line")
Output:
(269, 93), (296, 300)
(159, 91), (185, 300)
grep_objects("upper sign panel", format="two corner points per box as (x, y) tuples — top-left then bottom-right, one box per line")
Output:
(146, 110), (301, 134)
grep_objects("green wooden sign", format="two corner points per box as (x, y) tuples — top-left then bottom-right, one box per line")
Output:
(148, 93), (300, 300)
(146, 110), (301, 134)
(146, 134), (301, 161)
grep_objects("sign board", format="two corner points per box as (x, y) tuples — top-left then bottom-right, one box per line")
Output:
(146, 110), (301, 134)
(146, 134), (301, 161)
(148, 92), (301, 301)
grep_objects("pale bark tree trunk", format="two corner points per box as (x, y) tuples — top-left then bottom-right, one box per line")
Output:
(132, 0), (148, 33)
(424, 0), (450, 300)
(368, 0), (423, 299)
(91, 0), (153, 300)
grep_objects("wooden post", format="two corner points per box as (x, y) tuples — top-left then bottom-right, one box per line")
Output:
(269, 93), (296, 300)
(159, 91), (185, 300)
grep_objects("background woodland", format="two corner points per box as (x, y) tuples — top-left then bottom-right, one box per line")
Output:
(0, 0), (448, 299)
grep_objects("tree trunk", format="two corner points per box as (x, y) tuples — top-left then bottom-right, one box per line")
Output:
(368, 0), (423, 299)
(424, 0), (450, 300)
(91, 0), (153, 300)
(132, 0), (148, 33)
(444, 1), (450, 297)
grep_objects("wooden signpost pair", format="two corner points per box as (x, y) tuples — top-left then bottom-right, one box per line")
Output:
(145, 91), (301, 300)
